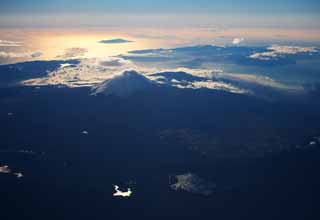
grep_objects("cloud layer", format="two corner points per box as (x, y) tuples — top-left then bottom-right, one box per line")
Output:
(0, 51), (43, 59)
(0, 40), (21, 47)
(249, 45), (318, 60)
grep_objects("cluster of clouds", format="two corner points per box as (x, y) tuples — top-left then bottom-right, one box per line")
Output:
(21, 52), (305, 96)
(249, 45), (318, 60)
(0, 51), (43, 59)
(23, 57), (136, 87)
(0, 39), (43, 61)
(0, 165), (23, 178)
(165, 77), (249, 94)
(21, 54), (249, 95)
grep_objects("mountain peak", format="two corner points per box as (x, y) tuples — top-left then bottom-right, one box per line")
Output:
(91, 70), (153, 97)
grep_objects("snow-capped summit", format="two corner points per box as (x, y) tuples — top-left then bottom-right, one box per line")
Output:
(91, 70), (154, 97)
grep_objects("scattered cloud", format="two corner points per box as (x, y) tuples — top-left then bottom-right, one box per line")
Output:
(232, 37), (244, 45)
(99, 38), (132, 44)
(150, 71), (248, 94)
(0, 165), (24, 178)
(0, 40), (21, 47)
(249, 45), (318, 60)
(0, 51), (43, 59)
(0, 165), (11, 173)
(14, 172), (23, 178)
(81, 130), (89, 135)
(113, 185), (132, 197)
(56, 48), (88, 59)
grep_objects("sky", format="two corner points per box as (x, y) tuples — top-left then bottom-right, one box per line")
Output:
(0, 0), (319, 28)
(1, 0), (320, 14)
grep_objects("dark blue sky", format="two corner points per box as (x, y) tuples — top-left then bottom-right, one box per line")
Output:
(1, 0), (319, 14)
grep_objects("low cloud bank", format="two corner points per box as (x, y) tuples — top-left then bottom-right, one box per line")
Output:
(249, 45), (318, 60)
(0, 51), (43, 59)
(0, 40), (21, 47)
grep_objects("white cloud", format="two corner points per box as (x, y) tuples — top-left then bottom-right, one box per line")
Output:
(172, 80), (249, 94)
(0, 40), (21, 47)
(0, 51), (43, 59)
(0, 165), (11, 173)
(0, 165), (24, 178)
(113, 185), (132, 197)
(14, 172), (23, 178)
(81, 130), (89, 135)
(232, 37), (244, 45)
(249, 45), (318, 60)
(22, 57), (136, 87)
(60, 63), (73, 68)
